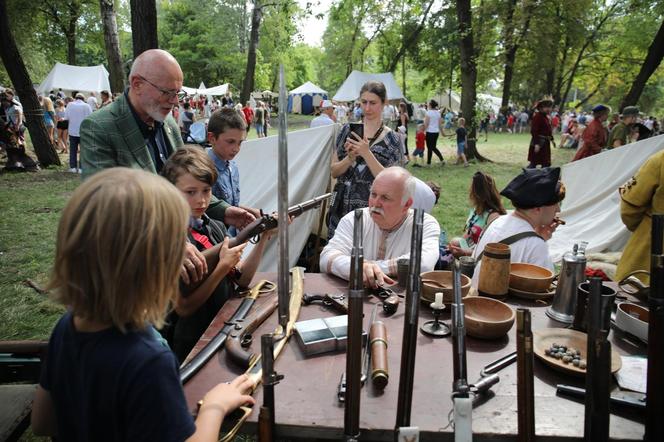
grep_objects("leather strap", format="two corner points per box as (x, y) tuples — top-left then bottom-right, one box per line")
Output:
(475, 231), (543, 262)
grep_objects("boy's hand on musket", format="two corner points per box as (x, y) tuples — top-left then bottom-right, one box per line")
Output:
(181, 242), (208, 285)
(218, 237), (246, 270)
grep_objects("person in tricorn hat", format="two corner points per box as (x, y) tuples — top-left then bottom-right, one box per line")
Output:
(527, 96), (554, 168)
(471, 167), (566, 288)
(607, 105), (639, 149)
(572, 104), (611, 161)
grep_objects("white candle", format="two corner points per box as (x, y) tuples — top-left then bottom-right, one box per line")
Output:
(435, 292), (444, 306)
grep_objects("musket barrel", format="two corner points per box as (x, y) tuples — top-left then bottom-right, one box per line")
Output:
(277, 64), (289, 331)
(516, 308), (535, 442)
(452, 261), (468, 394)
(344, 209), (364, 440)
(259, 334), (276, 442)
(395, 209), (424, 430)
(647, 215), (664, 441)
(584, 277), (611, 441)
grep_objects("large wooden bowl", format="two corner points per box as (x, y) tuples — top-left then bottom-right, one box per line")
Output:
(420, 271), (471, 303)
(509, 263), (555, 293)
(463, 296), (515, 339)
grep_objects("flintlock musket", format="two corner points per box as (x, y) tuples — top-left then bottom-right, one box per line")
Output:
(181, 193), (331, 294)
(395, 208), (424, 440)
(516, 308), (535, 442)
(225, 295), (279, 369)
(584, 277), (612, 441)
(219, 267), (305, 442)
(646, 214), (664, 442)
(344, 209), (365, 442)
(179, 279), (275, 384)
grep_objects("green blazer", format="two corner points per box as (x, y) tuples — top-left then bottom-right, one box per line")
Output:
(80, 94), (183, 179)
(79, 94), (229, 219)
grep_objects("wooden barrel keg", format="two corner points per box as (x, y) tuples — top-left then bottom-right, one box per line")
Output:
(478, 243), (511, 297)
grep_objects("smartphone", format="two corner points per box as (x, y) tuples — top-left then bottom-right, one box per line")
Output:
(348, 122), (364, 140)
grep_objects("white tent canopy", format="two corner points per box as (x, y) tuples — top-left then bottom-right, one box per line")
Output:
(181, 83), (230, 96)
(432, 90), (461, 112)
(477, 93), (503, 113)
(549, 134), (664, 262)
(290, 81), (327, 95)
(333, 71), (404, 102)
(37, 62), (110, 95)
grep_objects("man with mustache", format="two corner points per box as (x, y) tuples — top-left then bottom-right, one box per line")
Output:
(79, 49), (254, 284)
(320, 167), (440, 288)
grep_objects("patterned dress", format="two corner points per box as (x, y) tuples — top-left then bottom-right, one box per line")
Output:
(327, 124), (403, 239)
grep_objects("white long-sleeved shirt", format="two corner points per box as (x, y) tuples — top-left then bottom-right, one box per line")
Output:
(470, 213), (553, 288)
(320, 208), (440, 281)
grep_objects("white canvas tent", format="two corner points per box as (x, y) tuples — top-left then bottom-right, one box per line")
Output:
(288, 81), (328, 114)
(432, 90), (461, 112)
(181, 83), (230, 96)
(477, 93), (503, 113)
(549, 134), (664, 262)
(333, 71), (404, 102)
(37, 62), (110, 95)
(234, 124), (336, 270)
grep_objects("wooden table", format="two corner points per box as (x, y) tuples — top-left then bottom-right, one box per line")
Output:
(183, 273), (646, 441)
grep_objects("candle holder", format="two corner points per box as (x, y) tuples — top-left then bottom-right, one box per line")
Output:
(420, 296), (451, 338)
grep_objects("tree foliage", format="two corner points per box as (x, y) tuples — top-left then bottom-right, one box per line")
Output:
(1, 0), (662, 116)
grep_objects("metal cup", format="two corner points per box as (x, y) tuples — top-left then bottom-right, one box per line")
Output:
(458, 256), (476, 279)
(397, 258), (409, 288)
(573, 282), (617, 332)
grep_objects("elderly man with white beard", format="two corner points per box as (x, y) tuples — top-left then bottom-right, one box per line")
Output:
(320, 166), (441, 288)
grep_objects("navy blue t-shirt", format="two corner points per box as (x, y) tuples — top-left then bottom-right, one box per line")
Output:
(40, 312), (196, 441)
(456, 126), (467, 143)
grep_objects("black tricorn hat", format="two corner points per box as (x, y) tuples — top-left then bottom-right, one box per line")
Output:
(501, 167), (563, 209)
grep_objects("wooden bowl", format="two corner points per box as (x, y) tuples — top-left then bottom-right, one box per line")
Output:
(420, 271), (471, 303)
(509, 263), (555, 293)
(463, 297), (515, 339)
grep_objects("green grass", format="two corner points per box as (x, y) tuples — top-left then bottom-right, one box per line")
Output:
(0, 120), (575, 342)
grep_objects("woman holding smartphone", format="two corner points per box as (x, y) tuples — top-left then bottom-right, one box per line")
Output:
(327, 81), (403, 239)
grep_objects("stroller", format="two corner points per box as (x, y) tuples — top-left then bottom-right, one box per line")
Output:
(183, 121), (210, 147)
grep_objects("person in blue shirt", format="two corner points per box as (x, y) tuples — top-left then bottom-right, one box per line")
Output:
(206, 108), (261, 234)
(31, 167), (255, 442)
(206, 109), (242, 206)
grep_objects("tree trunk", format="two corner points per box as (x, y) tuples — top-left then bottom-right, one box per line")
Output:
(66, 6), (78, 65)
(100, 0), (125, 93)
(501, 0), (532, 109)
(385, 0), (435, 73)
(619, 20), (664, 111)
(241, 2), (263, 105)
(456, 0), (488, 162)
(130, 0), (158, 58)
(0, 0), (60, 166)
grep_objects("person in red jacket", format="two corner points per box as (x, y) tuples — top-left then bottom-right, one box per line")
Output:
(572, 104), (610, 162)
(527, 96), (554, 168)
(242, 102), (254, 134)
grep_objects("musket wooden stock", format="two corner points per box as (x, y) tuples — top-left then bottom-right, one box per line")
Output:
(370, 321), (388, 390)
(182, 193), (332, 293)
(225, 294), (279, 369)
